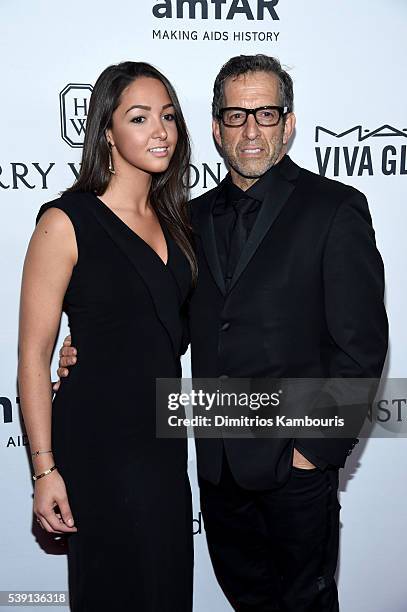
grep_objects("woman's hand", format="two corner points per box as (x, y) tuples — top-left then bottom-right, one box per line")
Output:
(34, 470), (78, 534)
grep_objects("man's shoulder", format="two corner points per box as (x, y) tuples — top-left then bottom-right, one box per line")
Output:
(189, 184), (223, 223)
(191, 184), (221, 206)
(297, 162), (365, 204)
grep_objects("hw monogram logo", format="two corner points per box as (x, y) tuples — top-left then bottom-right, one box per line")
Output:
(60, 83), (93, 148)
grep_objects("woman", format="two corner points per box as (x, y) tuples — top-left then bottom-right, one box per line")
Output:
(18, 61), (196, 611)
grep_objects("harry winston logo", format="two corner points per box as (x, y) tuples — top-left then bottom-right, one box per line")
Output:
(60, 83), (93, 148)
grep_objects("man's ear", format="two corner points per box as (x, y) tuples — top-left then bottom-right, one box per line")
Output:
(282, 112), (296, 146)
(212, 118), (222, 149)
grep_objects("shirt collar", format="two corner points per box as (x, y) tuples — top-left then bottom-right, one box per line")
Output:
(224, 153), (287, 204)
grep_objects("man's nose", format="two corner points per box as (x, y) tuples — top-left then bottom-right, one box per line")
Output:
(242, 114), (261, 140)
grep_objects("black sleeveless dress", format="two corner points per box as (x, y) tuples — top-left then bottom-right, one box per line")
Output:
(36, 191), (193, 612)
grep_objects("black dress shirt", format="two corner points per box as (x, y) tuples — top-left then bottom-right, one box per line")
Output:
(211, 159), (329, 471)
(212, 167), (269, 282)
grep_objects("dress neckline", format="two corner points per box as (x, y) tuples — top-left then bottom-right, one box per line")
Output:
(90, 192), (169, 267)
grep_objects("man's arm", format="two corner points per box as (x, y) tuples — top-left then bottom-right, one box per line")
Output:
(295, 190), (388, 467)
(323, 191), (388, 378)
(53, 335), (77, 392)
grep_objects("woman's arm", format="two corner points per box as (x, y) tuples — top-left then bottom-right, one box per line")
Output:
(18, 207), (78, 533)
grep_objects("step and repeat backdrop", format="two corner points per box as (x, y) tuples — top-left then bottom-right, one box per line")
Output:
(1, 1), (406, 610)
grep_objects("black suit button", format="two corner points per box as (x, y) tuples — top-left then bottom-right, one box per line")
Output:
(221, 322), (231, 331)
(219, 374), (229, 380)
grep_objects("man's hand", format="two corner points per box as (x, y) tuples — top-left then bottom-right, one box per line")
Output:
(292, 447), (316, 469)
(52, 335), (77, 392)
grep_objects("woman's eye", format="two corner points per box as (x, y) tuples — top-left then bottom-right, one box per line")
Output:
(163, 113), (176, 121)
(131, 116), (145, 124)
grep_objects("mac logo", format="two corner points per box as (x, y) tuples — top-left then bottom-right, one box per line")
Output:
(315, 125), (407, 177)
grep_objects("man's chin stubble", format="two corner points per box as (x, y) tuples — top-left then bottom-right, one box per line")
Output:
(228, 144), (284, 179)
(230, 159), (275, 179)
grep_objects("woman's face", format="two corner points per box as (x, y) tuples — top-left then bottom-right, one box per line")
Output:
(106, 76), (178, 176)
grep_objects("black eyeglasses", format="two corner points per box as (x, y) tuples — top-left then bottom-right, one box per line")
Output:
(219, 105), (289, 127)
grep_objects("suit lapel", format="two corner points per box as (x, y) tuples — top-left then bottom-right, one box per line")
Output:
(227, 156), (300, 293)
(85, 193), (183, 358)
(195, 183), (227, 296)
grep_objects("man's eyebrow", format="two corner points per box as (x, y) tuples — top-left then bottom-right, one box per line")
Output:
(125, 102), (174, 114)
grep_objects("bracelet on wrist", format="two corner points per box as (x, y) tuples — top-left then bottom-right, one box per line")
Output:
(32, 465), (58, 481)
(31, 449), (53, 458)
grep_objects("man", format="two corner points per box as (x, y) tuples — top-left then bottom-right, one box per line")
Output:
(57, 55), (388, 611)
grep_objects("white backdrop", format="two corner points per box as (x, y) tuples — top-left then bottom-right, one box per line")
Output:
(1, 1), (406, 610)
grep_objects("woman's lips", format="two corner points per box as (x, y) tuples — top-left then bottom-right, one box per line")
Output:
(148, 146), (169, 157)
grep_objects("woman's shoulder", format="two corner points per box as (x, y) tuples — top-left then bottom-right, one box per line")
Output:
(36, 191), (95, 226)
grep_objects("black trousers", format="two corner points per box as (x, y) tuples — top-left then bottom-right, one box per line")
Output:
(199, 450), (340, 612)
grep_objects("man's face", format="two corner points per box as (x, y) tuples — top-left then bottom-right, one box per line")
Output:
(213, 71), (295, 183)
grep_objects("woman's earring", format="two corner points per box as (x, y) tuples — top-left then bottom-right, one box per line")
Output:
(108, 143), (115, 175)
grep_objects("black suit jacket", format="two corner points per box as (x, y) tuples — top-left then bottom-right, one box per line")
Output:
(188, 155), (388, 490)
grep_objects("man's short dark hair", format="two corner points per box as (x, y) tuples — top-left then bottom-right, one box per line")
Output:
(212, 54), (294, 119)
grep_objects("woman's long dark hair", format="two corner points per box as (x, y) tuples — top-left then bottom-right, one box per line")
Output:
(66, 61), (197, 282)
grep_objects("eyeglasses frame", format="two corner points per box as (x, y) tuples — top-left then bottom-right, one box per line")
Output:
(218, 105), (290, 127)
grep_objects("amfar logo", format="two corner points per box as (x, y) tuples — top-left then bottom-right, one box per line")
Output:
(60, 83), (93, 148)
(152, 0), (280, 20)
(315, 125), (407, 177)
(1, 396), (29, 449)
(1, 397), (13, 424)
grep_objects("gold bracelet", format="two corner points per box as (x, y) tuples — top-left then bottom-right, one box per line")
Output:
(32, 465), (57, 481)
(31, 449), (53, 458)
